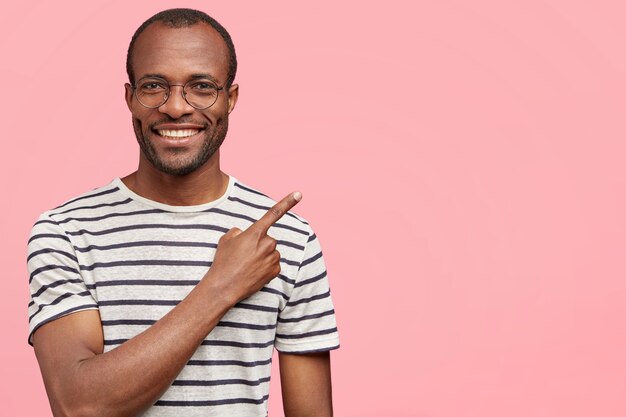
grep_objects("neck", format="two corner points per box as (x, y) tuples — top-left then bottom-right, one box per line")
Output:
(121, 151), (229, 206)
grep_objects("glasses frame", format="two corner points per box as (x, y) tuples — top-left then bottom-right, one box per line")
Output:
(132, 76), (225, 110)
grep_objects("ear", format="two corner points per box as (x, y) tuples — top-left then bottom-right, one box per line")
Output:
(226, 84), (239, 114)
(124, 83), (134, 111)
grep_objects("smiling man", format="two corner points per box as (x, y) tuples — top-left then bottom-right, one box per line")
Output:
(27, 8), (339, 417)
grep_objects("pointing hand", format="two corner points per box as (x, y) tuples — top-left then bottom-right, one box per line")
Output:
(207, 192), (302, 304)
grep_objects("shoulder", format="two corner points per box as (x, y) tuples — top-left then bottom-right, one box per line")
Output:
(43, 180), (125, 217)
(28, 179), (125, 241)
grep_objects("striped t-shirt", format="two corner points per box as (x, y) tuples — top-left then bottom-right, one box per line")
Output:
(27, 176), (339, 417)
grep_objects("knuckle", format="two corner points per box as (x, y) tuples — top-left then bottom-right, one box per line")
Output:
(261, 235), (276, 250)
(219, 227), (240, 242)
(270, 207), (283, 218)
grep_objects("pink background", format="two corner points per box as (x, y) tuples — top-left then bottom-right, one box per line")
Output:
(2, 1), (625, 416)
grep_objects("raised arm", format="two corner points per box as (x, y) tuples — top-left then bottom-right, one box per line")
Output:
(32, 192), (302, 417)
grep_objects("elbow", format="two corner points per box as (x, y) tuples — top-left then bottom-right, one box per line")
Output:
(48, 388), (119, 417)
(49, 392), (105, 417)
(49, 401), (92, 417)
(51, 401), (123, 417)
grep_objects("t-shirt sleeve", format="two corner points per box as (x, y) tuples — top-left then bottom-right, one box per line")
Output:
(274, 229), (340, 354)
(27, 213), (98, 345)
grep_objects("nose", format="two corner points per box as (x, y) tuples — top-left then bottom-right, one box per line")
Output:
(158, 85), (194, 119)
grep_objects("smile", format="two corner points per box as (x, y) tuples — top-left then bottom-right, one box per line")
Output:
(156, 129), (201, 138)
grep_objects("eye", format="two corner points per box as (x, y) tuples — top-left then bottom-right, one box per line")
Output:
(188, 80), (218, 94)
(139, 79), (167, 93)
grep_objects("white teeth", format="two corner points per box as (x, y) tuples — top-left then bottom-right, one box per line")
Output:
(157, 129), (199, 138)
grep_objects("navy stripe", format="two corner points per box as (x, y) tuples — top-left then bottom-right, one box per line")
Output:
(101, 319), (277, 330)
(234, 182), (267, 197)
(54, 187), (120, 209)
(99, 299), (179, 307)
(28, 233), (70, 244)
(300, 251), (323, 268)
(102, 339), (275, 348)
(280, 257), (300, 267)
(294, 270), (327, 288)
(28, 304), (98, 345)
(286, 290), (331, 307)
(74, 240), (217, 253)
(277, 309), (335, 323)
(67, 223), (228, 237)
(234, 302), (279, 313)
(89, 279), (200, 288)
(206, 207), (256, 222)
(276, 274), (295, 285)
(155, 394), (269, 407)
(276, 327), (338, 340)
(187, 358), (272, 367)
(172, 376), (270, 387)
(33, 219), (58, 227)
(29, 290), (93, 321)
(27, 248), (77, 263)
(228, 196), (268, 211)
(29, 265), (80, 284)
(80, 259), (211, 271)
(53, 198), (132, 215)
(276, 239), (304, 250)
(260, 286), (288, 300)
(201, 339), (275, 348)
(272, 222), (308, 235)
(30, 278), (85, 299)
(55, 208), (164, 224)
(103, 339), (128, 346)
(218, 321), (277, 330)
(102, 319), (154, 326)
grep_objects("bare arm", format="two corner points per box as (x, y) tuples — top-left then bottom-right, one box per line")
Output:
(279, 351), (334, 417)
(32, 192), (301, 417)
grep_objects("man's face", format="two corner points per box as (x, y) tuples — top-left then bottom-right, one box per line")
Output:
(125, 22), (238, 176)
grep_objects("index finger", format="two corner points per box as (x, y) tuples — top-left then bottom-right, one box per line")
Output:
(250, 191), (302, 235)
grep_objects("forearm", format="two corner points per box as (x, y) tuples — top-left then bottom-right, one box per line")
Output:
(38, 276), (234, 417)
(280, 352), (334, 417)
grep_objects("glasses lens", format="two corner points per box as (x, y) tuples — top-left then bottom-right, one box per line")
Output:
(184, 79), (219, 109)
(135, 78), (168, 108)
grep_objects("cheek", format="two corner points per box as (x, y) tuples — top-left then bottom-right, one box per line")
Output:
(131, 116), (151, 138)
(131, 109), (157, 132)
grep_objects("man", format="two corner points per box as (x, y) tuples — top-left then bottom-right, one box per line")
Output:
(27, 8), (339, 417)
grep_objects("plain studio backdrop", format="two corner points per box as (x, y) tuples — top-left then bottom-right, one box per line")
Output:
(1, 1), (625, 416)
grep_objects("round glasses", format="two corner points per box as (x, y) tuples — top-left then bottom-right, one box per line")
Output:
(132, 77), (224, 110)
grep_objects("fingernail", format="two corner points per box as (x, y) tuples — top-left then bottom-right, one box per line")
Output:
(293, 191), (302, 201)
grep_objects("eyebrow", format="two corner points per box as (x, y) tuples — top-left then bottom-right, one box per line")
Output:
(140, 73), (221, 84)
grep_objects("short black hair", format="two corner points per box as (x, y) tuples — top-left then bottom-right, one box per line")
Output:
(126, 8), (237, 88)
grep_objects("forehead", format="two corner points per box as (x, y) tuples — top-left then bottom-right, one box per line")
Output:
(132, 22), (229, 83)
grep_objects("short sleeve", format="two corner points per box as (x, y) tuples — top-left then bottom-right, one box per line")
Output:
(275, 230), (340, 353)
(27, 213), (98, 345)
